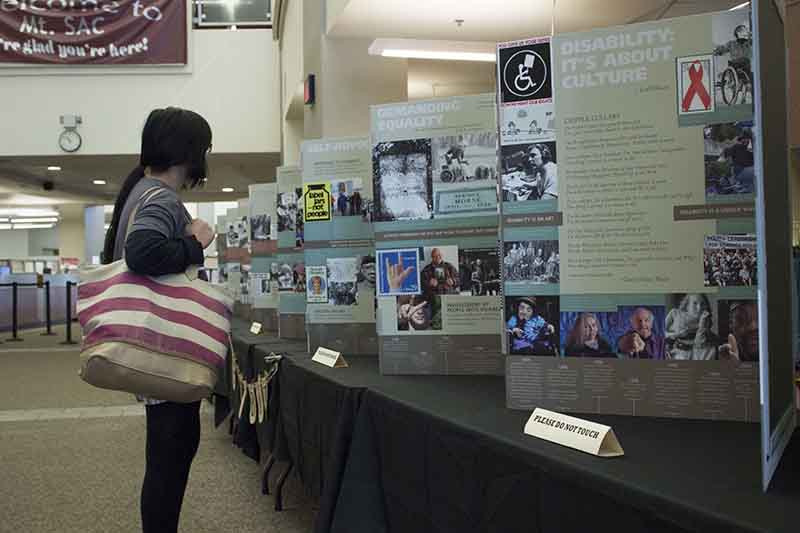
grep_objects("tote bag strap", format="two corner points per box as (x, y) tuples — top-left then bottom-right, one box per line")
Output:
(121, 186), (166, 260)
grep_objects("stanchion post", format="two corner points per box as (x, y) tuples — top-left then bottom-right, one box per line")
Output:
(42, 280), (56, 336)
(61, 281), (78, 345)
(7, 282), (22, 342)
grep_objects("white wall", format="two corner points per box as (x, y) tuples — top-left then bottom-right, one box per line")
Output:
(0, 30), (280, 156)
(58, 216), (85, 263)
(1, 230), (30, 257)
(28, 228), (60, 256)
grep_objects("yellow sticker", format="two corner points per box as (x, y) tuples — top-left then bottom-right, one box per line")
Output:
(303, 182), (332, 222)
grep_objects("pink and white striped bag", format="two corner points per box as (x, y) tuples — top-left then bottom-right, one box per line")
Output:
(77, 190), (234, 402)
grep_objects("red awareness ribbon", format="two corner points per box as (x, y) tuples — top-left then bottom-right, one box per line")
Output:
(681, 61), (712, 112)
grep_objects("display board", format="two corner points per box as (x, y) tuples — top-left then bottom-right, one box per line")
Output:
(225, 203), (251, 307)
(276, 166), (306, 339)
(302, 137), (378, 355)
(500, 10), (761, 422)
(371, 93), (504, 375)
(751, 0), (796, 490)
(249, 182), (279, 331)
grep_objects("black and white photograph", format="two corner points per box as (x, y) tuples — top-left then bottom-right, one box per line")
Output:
(500, 103), (556, 146)
(704, 234), (757, 288)
(397, 295), (442, 332)
(327, 257), (359, 306)
(277, 189), (301, 232)
(372, 139), (433, 221)
(500, 141), (558, 202)
(356, 255), (376, 293)
(704, 121), (755, 196)
(226, 216), (250, 248)
(458, 248), (501, 296)
(431, 133), (497, 188)
(503, 240), (559, 284)
(331, 179), (366, 217)
(712, 11), (752, 108)
(277, 263), (296, 292)
(498, 38), (553, 105)
(250, 214), (271, 241)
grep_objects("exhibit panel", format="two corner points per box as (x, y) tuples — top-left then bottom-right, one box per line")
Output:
(500, 10), (763, 422)
(371, 93), (504, 375)
(276, 166), (306, 340)
(301, 137), (378, 355)
(249, 183), (280, 331)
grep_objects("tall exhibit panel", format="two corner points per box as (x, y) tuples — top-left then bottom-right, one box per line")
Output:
(301, 137), (378, 355)
(249, 183), (280, 332)
(499, 10), (764, 423)
(371, 93), (505, 375)
(276, 166), (307, 340)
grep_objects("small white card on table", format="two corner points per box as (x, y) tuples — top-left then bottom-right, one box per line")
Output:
(250, 322), (263, 335)
(524, 408), (624, 458)
(311, 347), (348, 368)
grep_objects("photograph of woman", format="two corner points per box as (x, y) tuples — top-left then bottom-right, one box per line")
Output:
(564, 312), (615, 357)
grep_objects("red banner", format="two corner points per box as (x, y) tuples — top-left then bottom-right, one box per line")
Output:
(0, 1), (186, 65)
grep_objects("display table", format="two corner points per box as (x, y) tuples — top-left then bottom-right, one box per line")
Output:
(332, 374), (800, 533)
(225, 327), (800, 532)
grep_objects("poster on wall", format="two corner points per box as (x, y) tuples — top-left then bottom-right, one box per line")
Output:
(301, 137), (377, 355)
(248, 183), (279, 320)
(276, 166), (306, 340)
(499, 10), (760, 423)
(0, 0), (188, 65)
(371, 94), (503, 375)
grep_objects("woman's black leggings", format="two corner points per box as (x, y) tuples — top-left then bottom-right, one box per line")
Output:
(141, 401), (201, 533)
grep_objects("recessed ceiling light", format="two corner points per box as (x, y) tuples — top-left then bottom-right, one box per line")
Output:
(93, 180), (107, 185)
(222, 187), (235, 193)
(47, 166), (62, 171)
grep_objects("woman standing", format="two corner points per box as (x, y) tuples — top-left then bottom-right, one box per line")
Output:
(101, 107), (215, 533)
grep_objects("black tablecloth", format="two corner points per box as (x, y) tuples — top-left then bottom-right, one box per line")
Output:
(266, 354), (386, 533)
(330, 374), (800, 533)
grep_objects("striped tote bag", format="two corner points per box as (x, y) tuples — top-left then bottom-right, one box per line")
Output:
(77, 256), (235, 403)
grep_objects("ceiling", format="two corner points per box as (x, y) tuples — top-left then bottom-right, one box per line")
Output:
(328, 0), (746, 41)
(0, 152), (280, 209)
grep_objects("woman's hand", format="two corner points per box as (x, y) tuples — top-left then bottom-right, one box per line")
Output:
(189, 219), (215, 249)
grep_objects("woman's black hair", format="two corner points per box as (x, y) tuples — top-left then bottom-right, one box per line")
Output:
(101, 107), (212, 264)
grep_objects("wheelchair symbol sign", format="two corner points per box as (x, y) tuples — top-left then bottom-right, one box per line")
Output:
(502, 47), (550, 101)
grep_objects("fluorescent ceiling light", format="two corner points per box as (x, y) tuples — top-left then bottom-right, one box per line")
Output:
(0, 224), (10, 230)
(369, 39), (496, 63)
(729, 1), (749, 10)
(13, 223), (55, 230)
(0, 208), (60, 217)
(47, 166), (62, 171)
(93, 179), (107, 185)
(11, 217), (59, 224)
(222, 187), (235, 192)
(0, 218), (8, 223)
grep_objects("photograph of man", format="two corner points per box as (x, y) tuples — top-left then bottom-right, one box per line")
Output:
(563, 312), (615, 357)
(713, 17), (752, 107)
(506, 296), (559, 355)
(250, 214), (271, 241)
(277, 191), (299, 232)
(718, 300), (759, 362)
(617, 307), (665, 359)
(501, 142), (558, 202)
(421, 246), (460, 297)
(704, 122), (755, 196)
(357, 255), (376, 292)
(397, 295), (441, 332)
